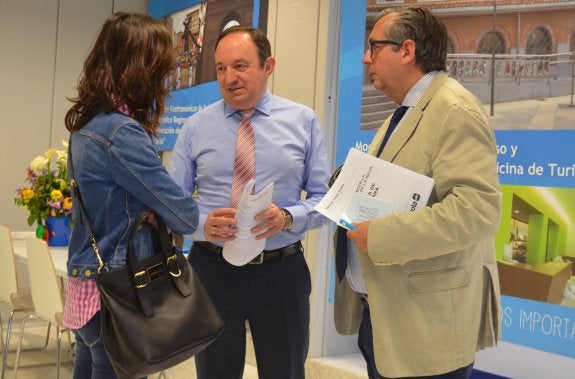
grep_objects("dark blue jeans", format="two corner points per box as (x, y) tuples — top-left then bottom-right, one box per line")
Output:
(358, 299), (474, 379)
(72, 311), (117, 379)
(189, 243), (311, 379)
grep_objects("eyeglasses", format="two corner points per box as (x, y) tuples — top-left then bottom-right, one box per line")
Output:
(367, 39), (402, 58)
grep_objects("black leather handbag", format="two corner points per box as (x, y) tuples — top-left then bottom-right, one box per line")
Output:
(69, 139), (225, 378)
(95, 211), (225, 378)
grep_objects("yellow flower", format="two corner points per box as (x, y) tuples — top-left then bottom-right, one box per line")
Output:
(63, 197), (73, 210)
(51, 189), (63, 201)
(21, 188), (35, 201)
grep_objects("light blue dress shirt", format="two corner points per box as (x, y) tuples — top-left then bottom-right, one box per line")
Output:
(169, 90), (330, 250)
(346, 71), (438, 295)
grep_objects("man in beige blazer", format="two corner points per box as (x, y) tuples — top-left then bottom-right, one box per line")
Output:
(334, 7), (502, 379)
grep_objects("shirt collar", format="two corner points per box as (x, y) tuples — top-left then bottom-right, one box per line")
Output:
(402, 71), (437, 108)
(224, 89), (272, 119)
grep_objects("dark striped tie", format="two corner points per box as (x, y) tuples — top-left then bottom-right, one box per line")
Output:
(376, 105), (409, 157)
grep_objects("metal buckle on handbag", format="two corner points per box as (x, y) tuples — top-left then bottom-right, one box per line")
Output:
(133, 262), (165, 288)
(166, 254), (182, 277)
(249, 251), (265, 265)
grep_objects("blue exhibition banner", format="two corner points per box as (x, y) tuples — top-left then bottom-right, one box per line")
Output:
(495, 129), (575, 359)
(335, 0), (374, 165)
(501, 295), (575, 359)
(495, 130), (575, 188)
(149, 0), (202, 18)
(157, 82), (221, 149)
(149, 0), (262, 151)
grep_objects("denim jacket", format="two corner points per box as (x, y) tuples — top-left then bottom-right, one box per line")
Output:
(67, 112), (199, 278)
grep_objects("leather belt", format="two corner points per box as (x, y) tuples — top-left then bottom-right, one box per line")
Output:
(194, 241), (303, 264)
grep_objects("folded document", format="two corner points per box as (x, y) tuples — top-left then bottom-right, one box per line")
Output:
(315, 148), (434, 229)
(223, 179), (274, 266)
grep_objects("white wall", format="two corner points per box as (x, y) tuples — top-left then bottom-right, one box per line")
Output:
(0, 0), (148, 231)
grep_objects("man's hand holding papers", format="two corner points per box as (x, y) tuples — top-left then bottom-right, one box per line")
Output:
(223, 179), (274, 266)
(315, 148), (434, 251)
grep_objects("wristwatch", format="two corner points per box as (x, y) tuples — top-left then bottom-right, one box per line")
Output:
(281, 208), (293, 231)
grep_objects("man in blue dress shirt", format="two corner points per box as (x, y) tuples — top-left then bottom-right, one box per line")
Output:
(169, 26), (330, 379)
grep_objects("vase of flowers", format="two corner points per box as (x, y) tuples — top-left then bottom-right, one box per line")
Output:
(14, 141), (73, 246)
(45, 214), (72, 246)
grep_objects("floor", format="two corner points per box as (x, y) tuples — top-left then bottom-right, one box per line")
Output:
(1, 300), (368, 379)
(0, 302), (260, 379)
(5, 281), (573, 379)
(2, 262), (368, 379)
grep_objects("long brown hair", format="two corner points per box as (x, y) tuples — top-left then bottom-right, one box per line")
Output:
(65, 12), (176, 136)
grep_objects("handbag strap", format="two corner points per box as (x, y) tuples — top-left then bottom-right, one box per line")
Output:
(151, 214), (193, 297)
(68, 136), (108, 272)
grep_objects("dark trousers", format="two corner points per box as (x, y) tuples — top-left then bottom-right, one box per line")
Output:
(358, 299), (474, 379)
(189, 243), (311, 379)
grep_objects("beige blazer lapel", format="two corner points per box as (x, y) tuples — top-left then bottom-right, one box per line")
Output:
(367, 121), (387, 156)
(369, 72), (450, 162)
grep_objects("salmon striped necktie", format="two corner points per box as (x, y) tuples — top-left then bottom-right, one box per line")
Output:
(231, 109), (255, 208)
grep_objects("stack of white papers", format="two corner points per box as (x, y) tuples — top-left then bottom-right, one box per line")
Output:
(315, 148), (434, 228)
(223, 179), (274, 266)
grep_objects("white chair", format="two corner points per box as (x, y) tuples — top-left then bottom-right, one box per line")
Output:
(0, 226), (50, 379)
(13, 238), (71, 379)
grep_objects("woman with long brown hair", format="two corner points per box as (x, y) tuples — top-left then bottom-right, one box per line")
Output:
(64, 12), (199, 378)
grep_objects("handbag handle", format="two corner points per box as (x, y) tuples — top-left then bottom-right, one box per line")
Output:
(127, 210), (193, 318)
(126, 211), (191, 294)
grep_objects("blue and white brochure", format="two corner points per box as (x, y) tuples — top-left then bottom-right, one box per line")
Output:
(316, 148), (434, 227)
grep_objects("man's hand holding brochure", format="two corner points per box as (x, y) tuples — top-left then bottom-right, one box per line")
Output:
(223, 179), (274, 266)
(315, 148), (434, 227)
